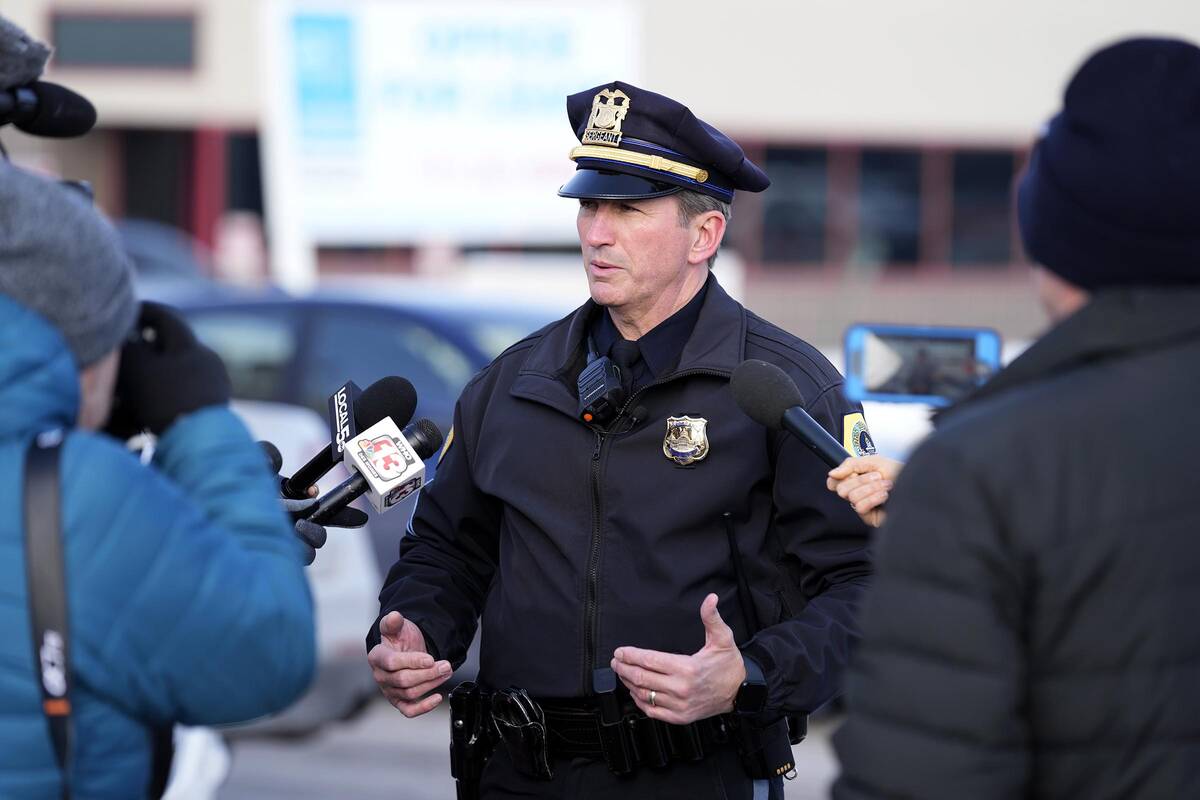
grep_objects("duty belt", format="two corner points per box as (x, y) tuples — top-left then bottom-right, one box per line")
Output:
(449, 672), (794, 799)
(449, 679), (733, 788)
(538, 697), (729, 773)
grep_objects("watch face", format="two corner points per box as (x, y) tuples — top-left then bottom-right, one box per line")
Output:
(736, 681), (769, 713)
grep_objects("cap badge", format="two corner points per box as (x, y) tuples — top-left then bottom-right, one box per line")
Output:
(582, 88), (630, 147)
(663, 416), (709, 466)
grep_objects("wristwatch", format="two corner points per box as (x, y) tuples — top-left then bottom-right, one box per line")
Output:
(734, 654), (768, 714)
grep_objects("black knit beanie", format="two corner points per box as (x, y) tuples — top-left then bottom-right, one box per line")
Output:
(1017, 37), (1200, 289)
(0, 162), (137, 366)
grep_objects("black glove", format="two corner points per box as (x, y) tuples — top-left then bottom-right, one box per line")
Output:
(281, 498), (369, 566)
(105, 301), (232, 439)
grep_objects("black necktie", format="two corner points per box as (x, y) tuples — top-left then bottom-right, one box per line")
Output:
(610, 339), (640, 397)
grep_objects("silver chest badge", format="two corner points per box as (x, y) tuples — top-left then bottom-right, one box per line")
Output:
(663, 416), (710, 466)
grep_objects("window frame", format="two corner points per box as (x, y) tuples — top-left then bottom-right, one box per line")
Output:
(47, 9), (199, 73)
(736, 136), (1032, 279)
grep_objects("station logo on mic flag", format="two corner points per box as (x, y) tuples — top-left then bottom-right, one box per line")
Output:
(357, 434), (416, 480)
(346, 416), (427, 512)
(842, 413), (877, 457)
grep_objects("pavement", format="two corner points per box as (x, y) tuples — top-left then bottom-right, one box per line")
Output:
(219, 699), (841, 799)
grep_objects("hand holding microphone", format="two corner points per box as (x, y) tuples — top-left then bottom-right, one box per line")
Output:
(280, 376), (418, 499)
(301, 417), (442, 526)
(259, 376), (443, 564)
(731, 359), (902, 527)
(0, 16), (97, 138)
(260, 441), (369, 564)
(826, 456), (903, 528)
(730, 359), (848, 467)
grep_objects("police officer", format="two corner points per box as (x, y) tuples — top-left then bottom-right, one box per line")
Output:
(368, 81), (873, 799)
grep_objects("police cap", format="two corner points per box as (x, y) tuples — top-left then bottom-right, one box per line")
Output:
(558, 80), (770, 203)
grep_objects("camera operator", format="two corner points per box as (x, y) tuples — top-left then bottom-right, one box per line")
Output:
(0, 161), (315, 799)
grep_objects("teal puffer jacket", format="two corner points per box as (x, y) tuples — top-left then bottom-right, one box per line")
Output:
(0, 295), (314, 798)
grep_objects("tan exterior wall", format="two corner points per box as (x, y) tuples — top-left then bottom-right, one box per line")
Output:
(4, 0), (261, 127)
(3, 0), (1194, 343)
(7, 0), (1198, 137)
(645, 0), (1200, 143)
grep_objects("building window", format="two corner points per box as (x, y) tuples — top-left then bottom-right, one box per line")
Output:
(51, 13), (196, 69)
(227, 134), (264, 215)
(855, 149), (921, 266)
(121, 129), (192, 228)
(952, 151), (1015, 266)
(761, 147), (827, 265)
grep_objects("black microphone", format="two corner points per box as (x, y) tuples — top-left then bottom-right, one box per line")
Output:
(0, 82), (97, 138)
(628, 405), (649, 426)
(281, 376), (417, 499)
(730, 359), (848, 468)
(306, 418), (443, 525)
(259, 440), (284, 474)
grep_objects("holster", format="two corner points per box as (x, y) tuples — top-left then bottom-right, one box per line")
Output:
(731, 715), (796, 780)
(491, 687), (554, 781)
(786, 713), (807, 745)
(449, 682), (496, 800)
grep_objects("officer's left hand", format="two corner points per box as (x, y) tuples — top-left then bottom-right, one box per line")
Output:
(611, 593), (745, 725)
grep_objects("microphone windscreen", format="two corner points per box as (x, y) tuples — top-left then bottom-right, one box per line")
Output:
(15, 81), (96, 137)
(406, 418), (444, 460)
(730, 359), (806, 431)
(357, 376), (418, 431)
(0, 17), (51, 89)
(258, 440), (284, 474)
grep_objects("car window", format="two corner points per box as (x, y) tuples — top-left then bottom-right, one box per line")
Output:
(301, 308), (475, 431)
(464, 318), (544, 360)
(187, 309), (297, 403)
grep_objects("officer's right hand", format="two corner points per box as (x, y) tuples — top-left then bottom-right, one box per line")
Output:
(367, 611), (452, 718)
(826, 455), (904, 528)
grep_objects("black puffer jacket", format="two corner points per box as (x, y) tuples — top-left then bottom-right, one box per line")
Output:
(372, 278), (872, 714)
(833, 288), (1200, 799)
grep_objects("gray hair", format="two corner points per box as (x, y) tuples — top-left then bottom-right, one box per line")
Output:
(675, 190), (731, 268)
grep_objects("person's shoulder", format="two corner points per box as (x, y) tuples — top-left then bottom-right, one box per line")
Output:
(62, 428), (144, 471)
(461, 313), (573, 395)
(935, 367), (1093, 452)
(743, 310), (845, 401)
(55, 430), (168, 527)
(913, 373), (1085, 491)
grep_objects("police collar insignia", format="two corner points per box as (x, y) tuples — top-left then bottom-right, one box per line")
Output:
(582, 88), (630, 147)
(663, 416), (709, 466)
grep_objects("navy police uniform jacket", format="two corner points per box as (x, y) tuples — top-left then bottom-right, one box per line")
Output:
(372, 278), (872, 714)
